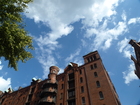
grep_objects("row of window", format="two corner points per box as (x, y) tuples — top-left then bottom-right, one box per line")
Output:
(87, 54), (97, 63)
(80, 81), (100, 93)
(60, 91), (104, 105)
(90, 63), (97, 70)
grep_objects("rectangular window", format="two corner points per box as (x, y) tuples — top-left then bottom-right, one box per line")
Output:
(60, 93), (63, 99)
(99, 91), (104, 99)
(30, 87), (35, 94)
(94, 63), (97, 68)
(62, 77), (64, 81)
(68, 80), (75, 89)
(81, 86), (84, 93)
(28, 94), (33, 101)
(90, 65), (93, 70)
(94, 72), (98, 77)
(79, 69), (82, 74)
(90, 63), (97, 70)
(93, 54), (97, 60)
(61, 84), (64, 89)
(82, 97), (85, 104)
(87, 58), (90, 63)
(80, 77), (83, 83)
(69, 73), (74, 80)
(68, 89), (75, 98)
(68, 99), (75, 105)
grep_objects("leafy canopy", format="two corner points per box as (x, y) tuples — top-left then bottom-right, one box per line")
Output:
(0, 0), (34, 70)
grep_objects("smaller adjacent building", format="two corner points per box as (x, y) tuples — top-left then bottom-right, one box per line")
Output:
(129, 39), (140, 79)
(0, 66), (59, 105)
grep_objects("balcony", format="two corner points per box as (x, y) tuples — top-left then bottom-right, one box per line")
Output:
(38, 97), (56, 105)
(40, 88), (57, 98)
(42, 80), (58, 89)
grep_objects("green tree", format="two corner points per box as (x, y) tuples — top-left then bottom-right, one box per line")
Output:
(0, 0), (34, 70)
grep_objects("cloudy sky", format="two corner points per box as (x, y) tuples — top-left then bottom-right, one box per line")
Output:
(0, 0), (140, 104)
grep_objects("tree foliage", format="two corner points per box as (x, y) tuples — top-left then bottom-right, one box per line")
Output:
(0, 0), (34, 70)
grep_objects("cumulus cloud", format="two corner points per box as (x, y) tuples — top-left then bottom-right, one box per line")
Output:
(65, 49), (81, 62)
(0, 77), (11, 92)
(85, 19), (128, 50)
(65, 49), (83, 66)
(25, 0), (124, 77)
(117, 38), (138, 84)
(123, 63), (138, 84)
(128, 17), (140, 25)
(117, 38), (132, 58)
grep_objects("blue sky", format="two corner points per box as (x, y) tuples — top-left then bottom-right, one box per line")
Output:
(0, 0), (140, 104)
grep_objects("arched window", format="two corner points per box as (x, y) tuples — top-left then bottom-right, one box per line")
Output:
(94, 72), (98, 77)
(99, 91), (104, 99)
(96, 81), (100, 87)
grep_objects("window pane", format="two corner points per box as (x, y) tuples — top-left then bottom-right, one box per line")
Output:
(99, 91), (104, 99)
(68, 89), (75, 98)
(80, 77), (83, 83)
(69, 73), (74, 80)
(81, 86), (84, 93)
(96, 81), (100, 87)
(69, 80), (75, 88)
(94, 63), (97, 68)
(82, 97), (85, 104)
(94, 72), (98, 77)
(90, 65), (93, 70)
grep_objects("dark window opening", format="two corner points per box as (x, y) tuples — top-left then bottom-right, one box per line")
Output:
(99, 91), (104, 99)
(61, 84), (64, 89)
(94, 72), (98, 77)
(69, 73), (74, 80)
(68, 80), (75, 89)
(25, 102), (30, 105)
(94, 63), (97, 68)
(79, 69), (82, 74)
(82, 97), (85, 104)
(28, 94), (33, 101)
(30, 87), (35, 94)
(81, 86), (84, 93)
(68, 89), (75, 98)
(93, 54), (97, 60)
(90, 56), (93, 61)
(87, 58), (90, 63)
(96, 81), (100, 87)
(60, 93), (63, 99)
(91, 63), (97, 70)
(90, 65), (93, 70)
(68, 99), (75, 105)
(62, 77), (64, 81)
(80, 77), (83, 83)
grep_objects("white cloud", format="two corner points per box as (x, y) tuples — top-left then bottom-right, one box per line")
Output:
(123, 63), (138, 84)
(128, 17), (140, 25)
(65, 49), (83, 66)
(117, 38), (138, 84)
(85, 19), (128, 50)
(0, 77), (11, 92)
(117, 37), (132, 58)
(65, 49), (81, 62)
(25, 0), (124, 77)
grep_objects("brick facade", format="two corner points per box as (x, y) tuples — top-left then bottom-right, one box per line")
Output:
(0, 51), (121, 105)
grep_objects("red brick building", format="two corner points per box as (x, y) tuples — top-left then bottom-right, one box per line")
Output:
(0, 51), (121, 105)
